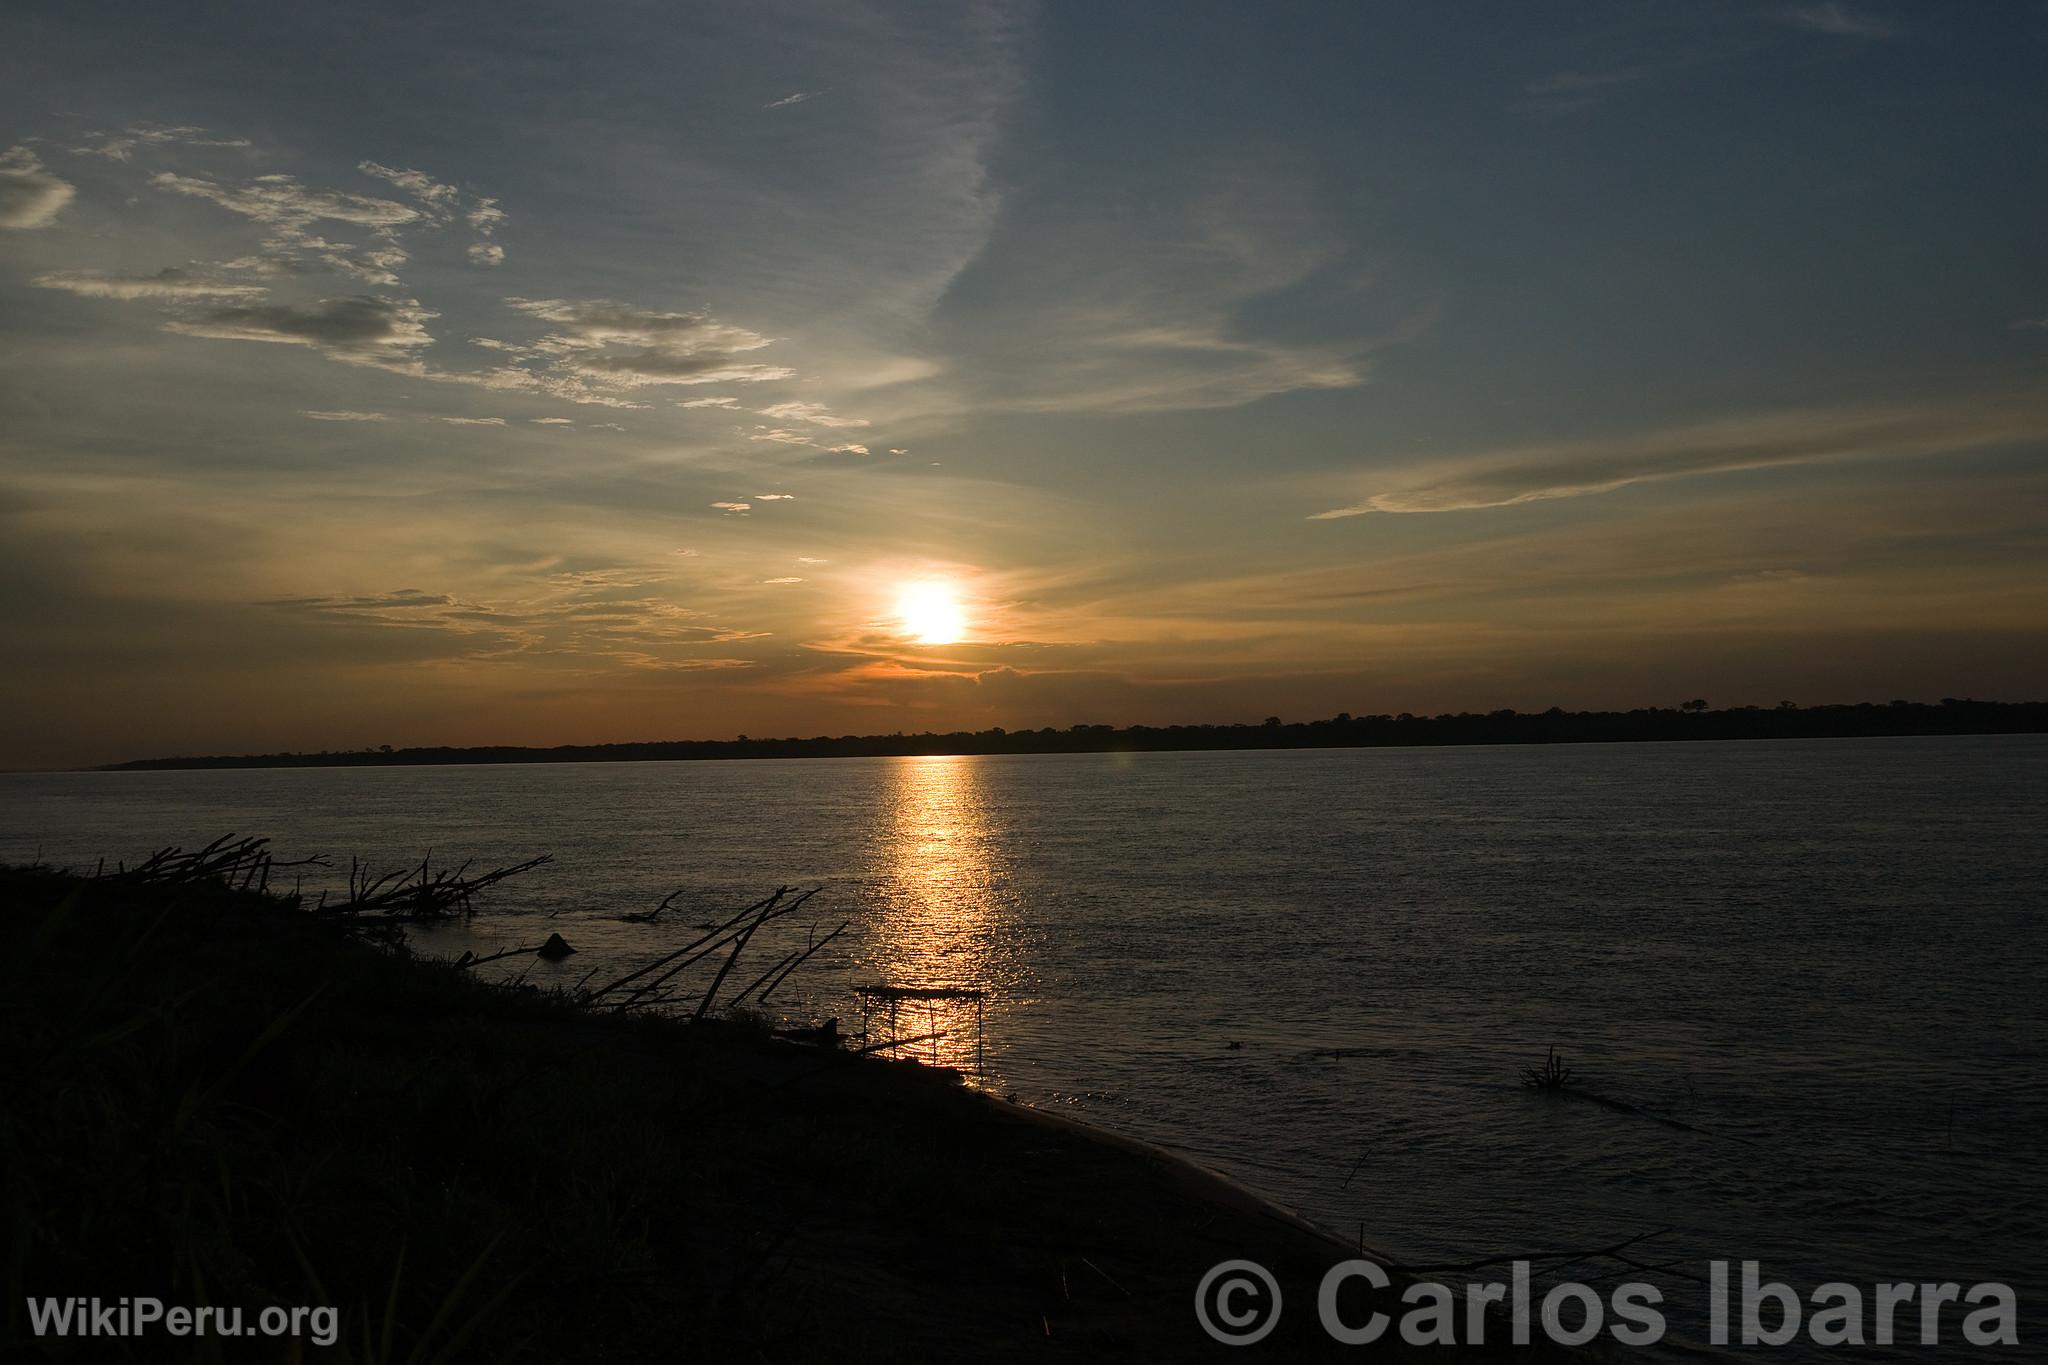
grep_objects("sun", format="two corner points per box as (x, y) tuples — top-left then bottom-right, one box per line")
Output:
(896, 581), (966, 645)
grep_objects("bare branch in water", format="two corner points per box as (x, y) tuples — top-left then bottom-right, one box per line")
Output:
(320, 852), (554, 927)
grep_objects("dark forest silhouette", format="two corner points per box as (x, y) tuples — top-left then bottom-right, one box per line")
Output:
(105, 697), (2048, 771)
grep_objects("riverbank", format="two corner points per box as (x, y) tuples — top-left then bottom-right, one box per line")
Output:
(1, 859), (1580, 1363)
(95, 697), (2047, 772)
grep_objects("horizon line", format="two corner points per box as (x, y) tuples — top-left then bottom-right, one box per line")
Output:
(75, 696), (2048, 774)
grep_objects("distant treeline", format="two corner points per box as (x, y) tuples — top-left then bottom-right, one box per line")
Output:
(103, 698), (2048, 771)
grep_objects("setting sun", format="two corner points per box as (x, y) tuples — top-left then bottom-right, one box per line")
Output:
(896, 582), (967, 645)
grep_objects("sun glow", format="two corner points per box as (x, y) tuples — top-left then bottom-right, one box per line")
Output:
(896, 581), (966, 644)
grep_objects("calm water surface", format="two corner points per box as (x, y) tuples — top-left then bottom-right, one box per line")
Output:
(5, 737), (2044, 1359)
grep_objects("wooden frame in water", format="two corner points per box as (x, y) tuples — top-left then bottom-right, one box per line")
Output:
(851, 984), (987, 1076)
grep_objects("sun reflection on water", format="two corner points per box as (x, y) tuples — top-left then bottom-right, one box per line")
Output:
(856, 755), (1018, 1075)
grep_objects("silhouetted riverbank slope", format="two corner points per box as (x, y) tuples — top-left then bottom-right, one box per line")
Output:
(1, 859), (1581, 1363)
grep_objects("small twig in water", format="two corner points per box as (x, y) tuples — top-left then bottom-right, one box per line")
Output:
(1520, 1045), (1575, 1091)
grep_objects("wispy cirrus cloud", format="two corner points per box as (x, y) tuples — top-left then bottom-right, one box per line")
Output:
(1522, 67), (1650, 112)
(300, 409), (388, 422)
(504, 297), (794, 389)
(1309, 401), (2048, 517)
(261, 571), (773, 674)
(32, 267), (267, 300)
(269, 588), (454, 614)
(151, 170), (421, 233)
(756, 400), (868, 428)
(749, 427), (817, 446)
(0, 146), (75, 229)
(1783, 3), (1896, 38)
(937, 153), (1379, 414)
(68, 123), (250, 162)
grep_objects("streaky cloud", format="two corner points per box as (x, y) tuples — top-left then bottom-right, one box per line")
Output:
(939, 154), (1378, 414)
(1310, 401), (2048, 517)
(68, 124), (251, 162)
(756, 400), (868, 428)
(505, 297), (794, 389)
(749, 428), (816, 446)
(1783, 2), (1896, 38)
(32, 267), (267, 300)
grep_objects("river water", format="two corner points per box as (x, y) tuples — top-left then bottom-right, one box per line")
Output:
(5, 736), (2042, 1358)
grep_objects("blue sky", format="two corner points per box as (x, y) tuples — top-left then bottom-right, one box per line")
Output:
(2, 1), (2045, 764)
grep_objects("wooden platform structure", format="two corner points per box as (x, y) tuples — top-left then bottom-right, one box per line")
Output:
(851, 983), (987, 1075)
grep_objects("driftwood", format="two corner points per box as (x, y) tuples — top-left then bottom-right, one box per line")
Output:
(582, 886), (827, 1021)
(617, 887), (689, 924)
(318, 851), (554, 926)
(741, 921), (851, 1008)
(108, 836), (848, 1034)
